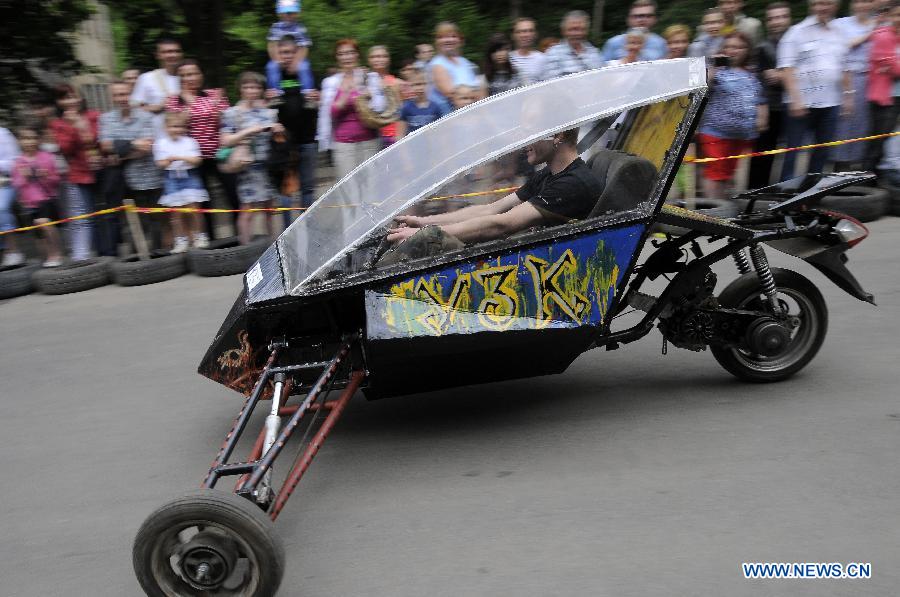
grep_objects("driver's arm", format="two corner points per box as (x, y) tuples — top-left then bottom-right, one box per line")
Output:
(440, 200), (549, 244)
(408, 192), (521, 226)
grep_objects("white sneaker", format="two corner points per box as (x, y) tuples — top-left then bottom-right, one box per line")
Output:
(43, 257), (63, 268)
(1, 251), (25, 267)
(193, 233), (210, 249)
(171, 237), (190, 254)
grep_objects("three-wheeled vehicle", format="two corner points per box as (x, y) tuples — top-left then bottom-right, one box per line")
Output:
(132, 59), (875, 596)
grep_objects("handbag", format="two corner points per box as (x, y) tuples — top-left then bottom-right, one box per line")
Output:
(354, 80), (401, 130)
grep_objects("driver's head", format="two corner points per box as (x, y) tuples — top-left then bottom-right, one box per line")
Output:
(524, 128), (578, 165)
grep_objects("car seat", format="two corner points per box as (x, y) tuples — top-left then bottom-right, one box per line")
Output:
(585, 149), (658, 217)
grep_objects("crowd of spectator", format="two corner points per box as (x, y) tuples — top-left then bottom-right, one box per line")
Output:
(1, 0), (899, 268)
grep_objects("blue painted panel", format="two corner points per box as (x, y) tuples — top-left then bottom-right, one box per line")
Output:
(366, 224), (645, 339)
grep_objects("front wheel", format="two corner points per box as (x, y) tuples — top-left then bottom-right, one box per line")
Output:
(133, 489), (284, 596)
(711, 268), (828, 382)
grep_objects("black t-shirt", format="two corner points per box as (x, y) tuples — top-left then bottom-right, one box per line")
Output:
(515, 157), (603, 220)
(277, 68), (317, 144)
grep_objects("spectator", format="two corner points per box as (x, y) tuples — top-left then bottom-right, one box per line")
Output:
(368, 45), (402, 147)
(833, 0), (877, 170)
(602, 0), (669, 62)
(318, 39), (386, 181)
(266, 35), (315, 96)
(398, 58), (418, 100)
(864, 0), (900, 172)
(484, 33), (522, 95)
(428, 22), (487, 111)
(165, 59), (236, 236)
(510, 17), (546, 85)
(541, 10), (604, 80)
(99, 80), (164, 252)
(121, 69), (140, 94)
(269, 37), (320, 219)
(663, 24), (692, 59)
(267, 0), (311, 67)
(697, 31), (768, 200)
(11, 125), (63, 267)
(0, 126), (21, 266)
(153, 112), (209, 252)
(50, 84), (101, 261)
(221, 72), (282, 245)
(396, 68), (448, 138)
(778, 0), (853, 180)
(414, 44), (435, 70)
(718, 0), (764, 45)
(607, 28), (647, 65)
(877, 126), (900, 184)
(689, 8), (727, 59)
(451, 85), (479, 110)
(131, 37), (183, 136)
(748, 2), (793, 188)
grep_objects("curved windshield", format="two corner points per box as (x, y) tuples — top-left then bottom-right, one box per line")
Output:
(278, 58), (707, 296)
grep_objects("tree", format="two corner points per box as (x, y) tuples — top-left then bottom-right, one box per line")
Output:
(0, 0), (93, 117)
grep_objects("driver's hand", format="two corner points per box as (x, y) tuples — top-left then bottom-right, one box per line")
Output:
(387, 226), (419, 243)
(393, 215), (426, 228)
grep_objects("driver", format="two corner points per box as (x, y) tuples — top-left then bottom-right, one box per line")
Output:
(387, 128), (603, 245)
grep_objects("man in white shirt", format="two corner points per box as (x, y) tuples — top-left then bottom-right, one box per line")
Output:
(777, 0), (853, 180)
(509, 17), (545, 85)
(540, 10), (604, 80)
(130, 37), (183, 136)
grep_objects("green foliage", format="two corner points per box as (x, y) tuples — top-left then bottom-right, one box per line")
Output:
(0, 0), (94, 116)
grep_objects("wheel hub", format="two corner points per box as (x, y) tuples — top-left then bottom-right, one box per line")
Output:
(179, 532), (238, 590)
(746, 318), (792, 356)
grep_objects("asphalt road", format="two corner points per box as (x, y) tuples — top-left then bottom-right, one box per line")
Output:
(2, 220), (899, 597)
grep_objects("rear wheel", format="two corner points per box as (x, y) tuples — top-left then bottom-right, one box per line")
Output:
(133, 489), (284, 596)
(711, 268), (828, 382)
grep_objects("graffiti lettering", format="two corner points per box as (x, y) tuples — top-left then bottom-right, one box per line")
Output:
(412, 274), (471, 335)
(472, 265), (520, 331)
(524, 250), (591, 326)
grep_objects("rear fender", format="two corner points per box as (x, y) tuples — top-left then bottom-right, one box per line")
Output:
(765, 238), (875, 304)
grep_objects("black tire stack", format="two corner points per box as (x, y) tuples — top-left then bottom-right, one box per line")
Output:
(188, 237), (270, 277)
(0, 262), (42, 299)
(110, 254), (187, 287)
(32, 257), (113, 295)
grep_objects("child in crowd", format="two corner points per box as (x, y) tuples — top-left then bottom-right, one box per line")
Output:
(153, 112), (209, 253)
(696, 31), (768, 200)
(451, 85), (479, 110)
(413, 44), (434, 69)
(11, 126), (63, 267)
(396, 68), (449, 138)
(689, 8), (727, 59)
(267, 0), (311, 72)
(607, 28), (646, 66)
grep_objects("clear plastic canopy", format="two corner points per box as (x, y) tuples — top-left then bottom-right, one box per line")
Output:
(278, 58), (707, 296)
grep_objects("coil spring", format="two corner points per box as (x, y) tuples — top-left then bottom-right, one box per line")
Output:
(749, 244), (781, 312)
(732, 249), (752, 275)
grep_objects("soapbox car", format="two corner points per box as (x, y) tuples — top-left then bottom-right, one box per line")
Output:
(132, 59), (875, 596)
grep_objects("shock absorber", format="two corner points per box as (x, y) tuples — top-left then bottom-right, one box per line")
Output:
(749, 244), (782, 314)
(732, 248), (752, 275)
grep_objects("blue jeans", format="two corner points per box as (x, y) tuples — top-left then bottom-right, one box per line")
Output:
(0, 185), (15, 250)
(66, 183), (94, 261)
(280, 142), (317, 228)
(781, 106), (839, 181)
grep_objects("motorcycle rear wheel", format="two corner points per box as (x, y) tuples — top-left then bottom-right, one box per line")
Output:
(711, 268), (828, 382)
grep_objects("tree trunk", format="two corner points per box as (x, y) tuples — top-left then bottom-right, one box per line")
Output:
(510, 0), (521, 21)
(591, 0), (605, 41)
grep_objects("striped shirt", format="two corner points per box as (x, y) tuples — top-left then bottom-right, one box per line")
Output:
(165, 90), (230, 159)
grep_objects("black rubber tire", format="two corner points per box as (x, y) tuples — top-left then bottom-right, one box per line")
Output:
(0, 262), (41, 299)
(111, 253), (187, 287)
(33, 257), (112, 295)
(877, 180), (900, 216)
(655, 198), (739, 236)
(711, 268), (828, 383)
(736, 186), (888, 222)
(188, 237), (270, 277)
(133, 489), (285, 597)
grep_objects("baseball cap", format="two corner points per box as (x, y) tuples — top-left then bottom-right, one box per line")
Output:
(277, 0), (300, 14)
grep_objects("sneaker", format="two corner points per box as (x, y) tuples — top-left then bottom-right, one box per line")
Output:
(43, 257), (63, 268)
(193, 233), (210, 249)
(171, 237), (190, 254)
(1, 251), (25, 267)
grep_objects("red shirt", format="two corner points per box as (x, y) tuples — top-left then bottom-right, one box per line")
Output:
(49, 111), (100, 184)
(165, 89), (230, 159)
(867, 26), (900, 106)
